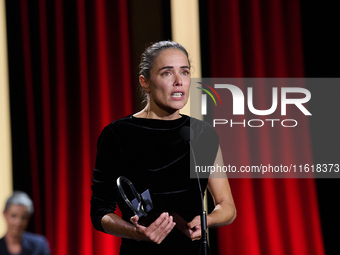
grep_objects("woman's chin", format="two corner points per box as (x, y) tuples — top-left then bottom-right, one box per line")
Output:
(8, 229), (24, 238)
(171, 100), (188, 110)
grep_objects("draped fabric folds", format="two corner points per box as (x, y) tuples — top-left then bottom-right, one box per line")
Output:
(206, 0), (325, 254)
(7, 1), (133, 254)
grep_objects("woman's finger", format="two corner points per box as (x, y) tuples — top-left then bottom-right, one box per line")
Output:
(145, 213), (175, 244)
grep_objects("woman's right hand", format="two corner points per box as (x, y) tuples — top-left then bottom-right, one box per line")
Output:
(130, 212), (176, 244)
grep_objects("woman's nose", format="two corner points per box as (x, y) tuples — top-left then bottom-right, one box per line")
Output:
(174, 73), (183, 86)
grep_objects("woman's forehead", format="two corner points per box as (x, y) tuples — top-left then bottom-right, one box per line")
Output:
(6, 204), (28, 213)
(153, 49), (189, 68)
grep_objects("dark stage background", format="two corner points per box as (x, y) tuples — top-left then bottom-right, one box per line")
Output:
(5, 0), (339, 254)
(300, 1), (340, 254)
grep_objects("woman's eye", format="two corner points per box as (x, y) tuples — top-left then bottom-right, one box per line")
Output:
(182, 70), (190, 76)
(162, 71), (171, 76)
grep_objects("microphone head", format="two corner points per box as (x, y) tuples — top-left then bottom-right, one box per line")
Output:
(179, 126), (194, 143)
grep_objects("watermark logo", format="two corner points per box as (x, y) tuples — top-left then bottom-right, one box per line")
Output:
(195, 79), (312, 128)
(196, 82), (222, 115)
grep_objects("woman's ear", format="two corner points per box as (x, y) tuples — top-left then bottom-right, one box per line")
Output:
(139, 75), (150, 93)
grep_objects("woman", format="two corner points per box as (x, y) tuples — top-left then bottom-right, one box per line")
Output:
(90, 41), (236, 254)
(0, 191), (50, 255)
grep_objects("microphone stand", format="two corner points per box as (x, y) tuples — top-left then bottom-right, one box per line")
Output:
(188, 141), (209, 255)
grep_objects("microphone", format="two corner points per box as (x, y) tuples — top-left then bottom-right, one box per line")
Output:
(179, 126), (209, 255)
(179, 125), (193, 143)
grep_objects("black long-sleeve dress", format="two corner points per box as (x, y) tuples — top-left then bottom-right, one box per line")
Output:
(91, 114), (219, 255)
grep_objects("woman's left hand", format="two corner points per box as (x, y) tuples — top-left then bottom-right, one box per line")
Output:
(187, 215), (201, 241)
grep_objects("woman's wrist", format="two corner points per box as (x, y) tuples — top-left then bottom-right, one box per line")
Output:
(101, 213), (140, 240)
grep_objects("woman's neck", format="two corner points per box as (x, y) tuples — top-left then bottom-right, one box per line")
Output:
(5, 233), (22, 254)
(134, 104), (181, 120)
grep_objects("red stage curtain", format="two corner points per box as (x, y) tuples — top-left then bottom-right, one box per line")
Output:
(16, 0), (133, 254)
(207, 0), (324, 254)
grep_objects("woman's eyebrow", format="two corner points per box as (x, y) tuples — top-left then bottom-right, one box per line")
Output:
(158, 66), (190, 72)
(158, 66), (173, 71)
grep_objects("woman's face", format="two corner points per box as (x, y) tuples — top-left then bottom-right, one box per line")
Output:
(142, 49), (191, 115)
(4, 204), (30, 237)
